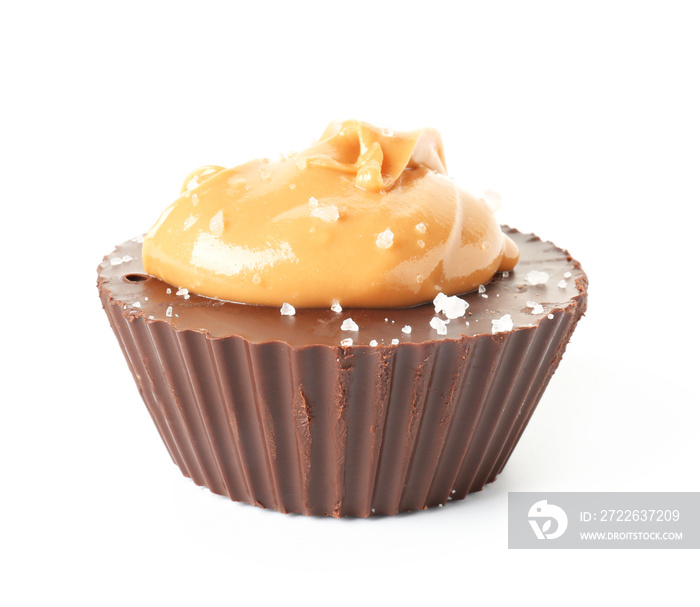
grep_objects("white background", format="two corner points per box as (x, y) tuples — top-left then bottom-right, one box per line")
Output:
(2, 1), (698, 604)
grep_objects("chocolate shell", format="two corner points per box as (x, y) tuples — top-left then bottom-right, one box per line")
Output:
(97, 228), (587, 516)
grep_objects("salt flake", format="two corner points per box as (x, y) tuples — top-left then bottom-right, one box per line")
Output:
(165, 306), (173, 318)
(209, 210), (224, 235)
(376, 228), (394, 249)
(341, 318), (359, 332)
(401, 325), (412, 334)
(526, 270), (549, 285)
(331, 301), (342, 313)
(391, 338), (399, 345)
(280, 302), (296, 316)
(310, 204), (339, 222)
(526, 301), (544, 314)
(557, 280), (567, 288)
(433, 292), (469, 319)
(430, 317), (448, 335)
(492, 314), (513, 334)
(481, 189), (502, 212)
(369, 339), (378, 347)
(340, 338), (353, 346)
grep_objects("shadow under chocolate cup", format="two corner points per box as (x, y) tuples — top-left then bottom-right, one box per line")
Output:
(97, 228), (587, 517)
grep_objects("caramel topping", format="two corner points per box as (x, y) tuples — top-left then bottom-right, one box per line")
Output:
(142, 120), (518, 308)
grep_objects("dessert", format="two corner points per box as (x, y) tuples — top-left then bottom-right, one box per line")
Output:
(98, 120), (587, 517)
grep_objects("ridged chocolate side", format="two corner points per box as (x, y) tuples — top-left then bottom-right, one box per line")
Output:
(98, 228), (588, 516)
(99, 290), (586, 516)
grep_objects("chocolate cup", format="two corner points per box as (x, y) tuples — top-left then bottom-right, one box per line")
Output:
(98, 228), (587, 516)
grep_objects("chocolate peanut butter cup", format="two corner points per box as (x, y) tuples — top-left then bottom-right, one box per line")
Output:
(98, 227), (587, 517)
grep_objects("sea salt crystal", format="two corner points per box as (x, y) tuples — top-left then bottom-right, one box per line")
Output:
(526, 270), (549, 285)
(401, 325), (412, 334)
(557, 280), (567, 288)
(340, 338), (353, 346)
(308, 196), (319, 209)
(121, 255), (133, 263)
(176, 288), (189, 297)
(502, 271), (510, 278)
(433, 292), (469, 319)
(376, 228), (394, 249)
(492, 314), (513, 334)
(526, 301), (544, 314)
(341, 318), (359, 332)
(165, 306), (173, 318)
(331, 301), (342, 313)
(391, 339), (399, 345)
(310, 204), (339, 222)
(481, 294), (488, 299)
(415, 222), (427, 233)
(280, 302), (296, 316)
(478, 285), (486, 294)
(110, 257), (123, 266)
(132, 301), (141, 308)
(564, 271), (572, 278)
(430, 317), (448, 335)
(369, 339), (378, 347)
(548, 313), (554, 319)
(209, 210), (224, 235)
(166, 288), (172, 294)
(481, 189), (502, 212)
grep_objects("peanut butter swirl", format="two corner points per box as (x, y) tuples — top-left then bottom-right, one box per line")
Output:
(142, 120), (518, 308)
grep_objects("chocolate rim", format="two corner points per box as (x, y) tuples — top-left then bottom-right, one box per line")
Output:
(98, 227), (587, 348)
